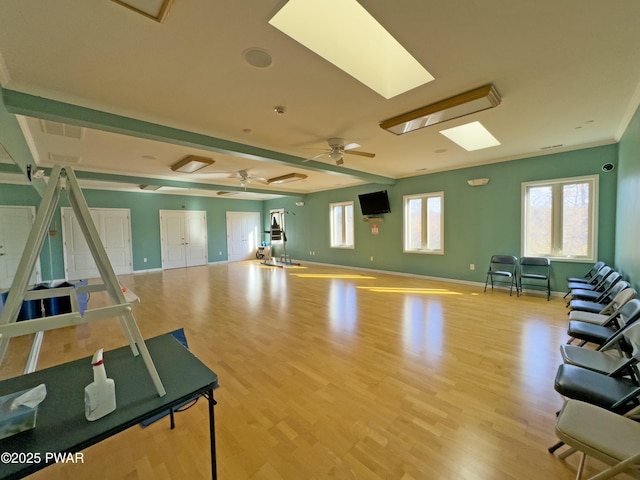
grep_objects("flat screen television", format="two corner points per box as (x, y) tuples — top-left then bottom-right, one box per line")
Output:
(358, 190), (391, 216)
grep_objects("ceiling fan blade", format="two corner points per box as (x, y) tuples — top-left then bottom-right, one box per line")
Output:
(345, 150), (376, 158)
(302, 153), (328, 163)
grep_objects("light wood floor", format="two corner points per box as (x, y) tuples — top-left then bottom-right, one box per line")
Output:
(0, 262), (620, 479)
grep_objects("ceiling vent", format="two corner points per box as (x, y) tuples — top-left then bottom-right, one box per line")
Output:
(40, 120), (85, 139)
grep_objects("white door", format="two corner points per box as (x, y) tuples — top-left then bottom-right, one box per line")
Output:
(0, 206), (41, 289)
(160, 210), (208, 269)
(62, 208), (133, 280)
(184, 211), (208, 267)
(226, 212), (260, 262)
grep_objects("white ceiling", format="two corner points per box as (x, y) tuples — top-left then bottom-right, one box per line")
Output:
(0, 0), (639, 200)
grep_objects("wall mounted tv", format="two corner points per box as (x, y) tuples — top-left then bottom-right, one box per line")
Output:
(358, 190), (391, 216)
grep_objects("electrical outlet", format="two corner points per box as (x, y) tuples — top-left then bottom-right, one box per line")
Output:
(143, 257), (147, 263)
(470, 263), (475, 270)
(219, 251), (222, 255)
(370, 256), (374, 262)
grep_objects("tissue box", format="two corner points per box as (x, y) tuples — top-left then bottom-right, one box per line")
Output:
(0, 388), (39, 440)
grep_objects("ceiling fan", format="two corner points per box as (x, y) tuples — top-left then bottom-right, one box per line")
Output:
(232, 169), (266, 188)
(203, 169), (265, 188)
(304, 137), (375, 166)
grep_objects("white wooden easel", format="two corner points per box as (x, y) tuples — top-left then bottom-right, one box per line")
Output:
(0, 166), (165, 396)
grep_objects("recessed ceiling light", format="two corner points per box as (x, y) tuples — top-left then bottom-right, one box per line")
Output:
(242, 48), (273, 68)
(269, 0), (433, 99)
(439, 121), (500, 151)
(142, 154), (157, 160)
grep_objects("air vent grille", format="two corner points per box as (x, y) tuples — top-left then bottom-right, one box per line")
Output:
(40, 120), (85, 139)
(48, 153), (81, 164)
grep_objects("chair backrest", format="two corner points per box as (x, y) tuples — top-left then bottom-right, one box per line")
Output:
(489, 255), (518, 273)
(600, 285), (635, 315)
(590, 261), (606, 276)
(612, 288), (637, 310)
(597, 272), (622, 294)
(587, 266), (613, 288)
(600, 299), (640, 352)
(490, 255), (517, 265)
(617, 298), (640, 329)
(622, 315), (640, 361)
(520, 256), (550, 268)
(593, 274), (624, 304)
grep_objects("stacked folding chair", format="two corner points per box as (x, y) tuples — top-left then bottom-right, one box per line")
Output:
(549, 264), (640, 480)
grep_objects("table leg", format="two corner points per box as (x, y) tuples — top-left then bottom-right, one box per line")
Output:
(206, 389), (218, 480)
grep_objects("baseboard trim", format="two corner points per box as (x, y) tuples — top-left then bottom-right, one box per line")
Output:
(298, 260), (564, 297)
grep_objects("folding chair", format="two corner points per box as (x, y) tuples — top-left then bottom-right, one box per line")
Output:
(566, 298), (640, 348)
(561, 313), (640, 376)
(564, 262), (607, 298)
(569, 281), (631, 314)
(553, 399), (640, 480)
(568, 272), (621, 303)
(569, 289), (636, 326)
(566, 261), (606, 284)
(484, 255), (518, 296)
(566, 266), (612, 294)
(518, 256), (551, 300)
(554, 318), (640, 415)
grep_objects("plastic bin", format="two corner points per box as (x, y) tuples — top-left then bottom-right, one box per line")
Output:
(0, 388), (39, 440)
(39, 282), (73, 317)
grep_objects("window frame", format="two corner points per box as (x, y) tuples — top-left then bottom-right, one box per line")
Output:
(329, 201), (355, 249)
(402, 191), (444, 255)
(521, 174), (598, 263)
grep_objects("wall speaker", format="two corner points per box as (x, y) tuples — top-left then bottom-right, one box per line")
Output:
(602, 163), (615, 172)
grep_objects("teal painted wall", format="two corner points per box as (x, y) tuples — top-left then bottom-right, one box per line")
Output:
(81, 190), (262, 271)
(616, 105), (640, 290)
(266, 144), (618, 291)
(0, 185), (262, 280)
(1, 143), (618, 290)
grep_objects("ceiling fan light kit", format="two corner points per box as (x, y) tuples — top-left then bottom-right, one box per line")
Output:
(380, 84), (501, 135)
(170, 155), (215, 173)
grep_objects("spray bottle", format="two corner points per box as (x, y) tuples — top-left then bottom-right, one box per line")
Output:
(84, 348), (116, 421)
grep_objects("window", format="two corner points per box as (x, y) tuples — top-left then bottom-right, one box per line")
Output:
(403, 192), (444, 254)
(522, 175), (598, 261)
(330, 202), (354, 248)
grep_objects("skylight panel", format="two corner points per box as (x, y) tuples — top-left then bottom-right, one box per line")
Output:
(269, 0), (434, 99)
(439, 121), (501, 151)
